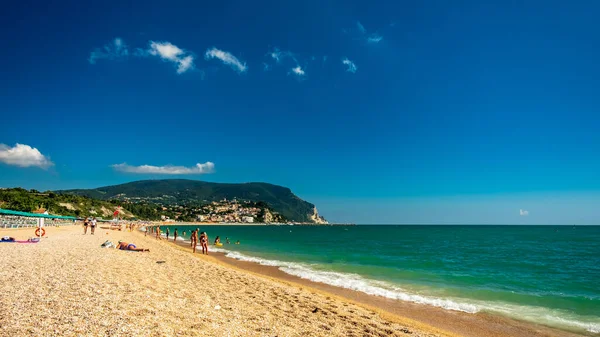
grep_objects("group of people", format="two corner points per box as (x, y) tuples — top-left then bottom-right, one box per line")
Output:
(214, 236), (240, 245)
(143, 226), (240, 255)
(189, 229), (209, 255)
(82, 217), (97, 235)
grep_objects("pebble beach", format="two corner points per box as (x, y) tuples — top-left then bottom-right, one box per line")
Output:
(0, 226), (450, 337)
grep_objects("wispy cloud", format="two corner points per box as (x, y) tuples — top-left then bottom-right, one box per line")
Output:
(367, 34), (383, 43)
(146, 41), (196, 74)
(205, 47), (247, 73)
(267, 48), (297, 64)
(291, 66), (305, 77)
(520, 209), (529, 216)
(0, 143), (54, 169)
(351, 21), (384, 44)
(342, 58), (357, 73)
(112, 162), (215, 175)
(356, 21), (366, 34)
(88, 37), (129, 64)
(266, 48), (310, 79)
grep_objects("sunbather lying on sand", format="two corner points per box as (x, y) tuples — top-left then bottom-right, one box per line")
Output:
(116, 241), (149, 252)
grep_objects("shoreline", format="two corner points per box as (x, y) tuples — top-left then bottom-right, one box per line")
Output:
(0, 226), (592, 337)
(154, 230), (591, 337)
(1, 226), (442, 336)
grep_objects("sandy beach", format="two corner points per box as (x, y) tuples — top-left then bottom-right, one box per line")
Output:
(0, 226), (589, 337)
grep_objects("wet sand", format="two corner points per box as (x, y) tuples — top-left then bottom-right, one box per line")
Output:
(0, 226), (590, 337)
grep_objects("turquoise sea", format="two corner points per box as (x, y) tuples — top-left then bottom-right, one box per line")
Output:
(156, 225), (600, 334)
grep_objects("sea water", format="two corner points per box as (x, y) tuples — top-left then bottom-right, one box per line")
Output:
(157, 225), (600, 334)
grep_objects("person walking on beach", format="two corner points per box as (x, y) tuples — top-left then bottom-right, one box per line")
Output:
(90, 217), (97, 235)
(145, 227), (148, 237)
(155, 225), (161, 240)
(173, 228), (178, 242)
(190, 230), (198, 253)
(83, 218), (89, 235)
(200, 232), (209, 255)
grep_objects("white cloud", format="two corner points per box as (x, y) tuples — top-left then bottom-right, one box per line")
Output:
(271, 49), (283, 63)
(520, 209), (529, 216)
(147, 41), (196, 74)
(267, 48), (297, 64)
(342, 58), (357, 73)
(351, 21), (384, 44)
(112, 162), (215, 175)
(367, 34), (383, 43)
(291, 66), (305, 76)
(89, 37), (129, 64)
(0, 143), (54, 169)
(205, 47), (247, 73)
(356, 21), (366, 34)
(177, 55), (194, 74)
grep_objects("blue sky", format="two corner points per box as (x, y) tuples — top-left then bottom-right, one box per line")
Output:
(2, 0), (600, 224)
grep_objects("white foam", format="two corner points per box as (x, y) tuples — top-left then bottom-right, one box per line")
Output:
(221, 250), (600, 333)
(222, 250), (478, 313)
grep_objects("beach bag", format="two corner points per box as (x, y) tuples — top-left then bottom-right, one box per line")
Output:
(101, 240), (115, 248)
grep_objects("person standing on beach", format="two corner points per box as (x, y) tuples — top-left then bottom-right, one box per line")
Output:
(155, 225), (161, 240)
(83, 218), (89, 235)
(166, 228), (170, 240)
(145, 227), (148, 237)
(200, 232), (209, 255)
(90, 217), (97, 235)
(173, 228), (178, 242)
(190, 230), (198, 253)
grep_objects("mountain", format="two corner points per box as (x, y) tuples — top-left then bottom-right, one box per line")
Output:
(56, 179), (327, 223)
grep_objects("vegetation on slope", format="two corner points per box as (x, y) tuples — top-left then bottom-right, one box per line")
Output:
(58, 179), (318, 222)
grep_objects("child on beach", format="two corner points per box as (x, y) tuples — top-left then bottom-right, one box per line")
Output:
(190, 230), (198, 253)
(214, 236), (220, 245)
(200, 232), (209, 255)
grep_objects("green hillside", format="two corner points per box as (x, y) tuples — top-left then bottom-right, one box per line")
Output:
(0, 188), (129, 219)
(57, 179), (321, 222)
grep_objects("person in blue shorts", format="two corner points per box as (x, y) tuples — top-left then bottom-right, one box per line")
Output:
(116, 241), (149, 252)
